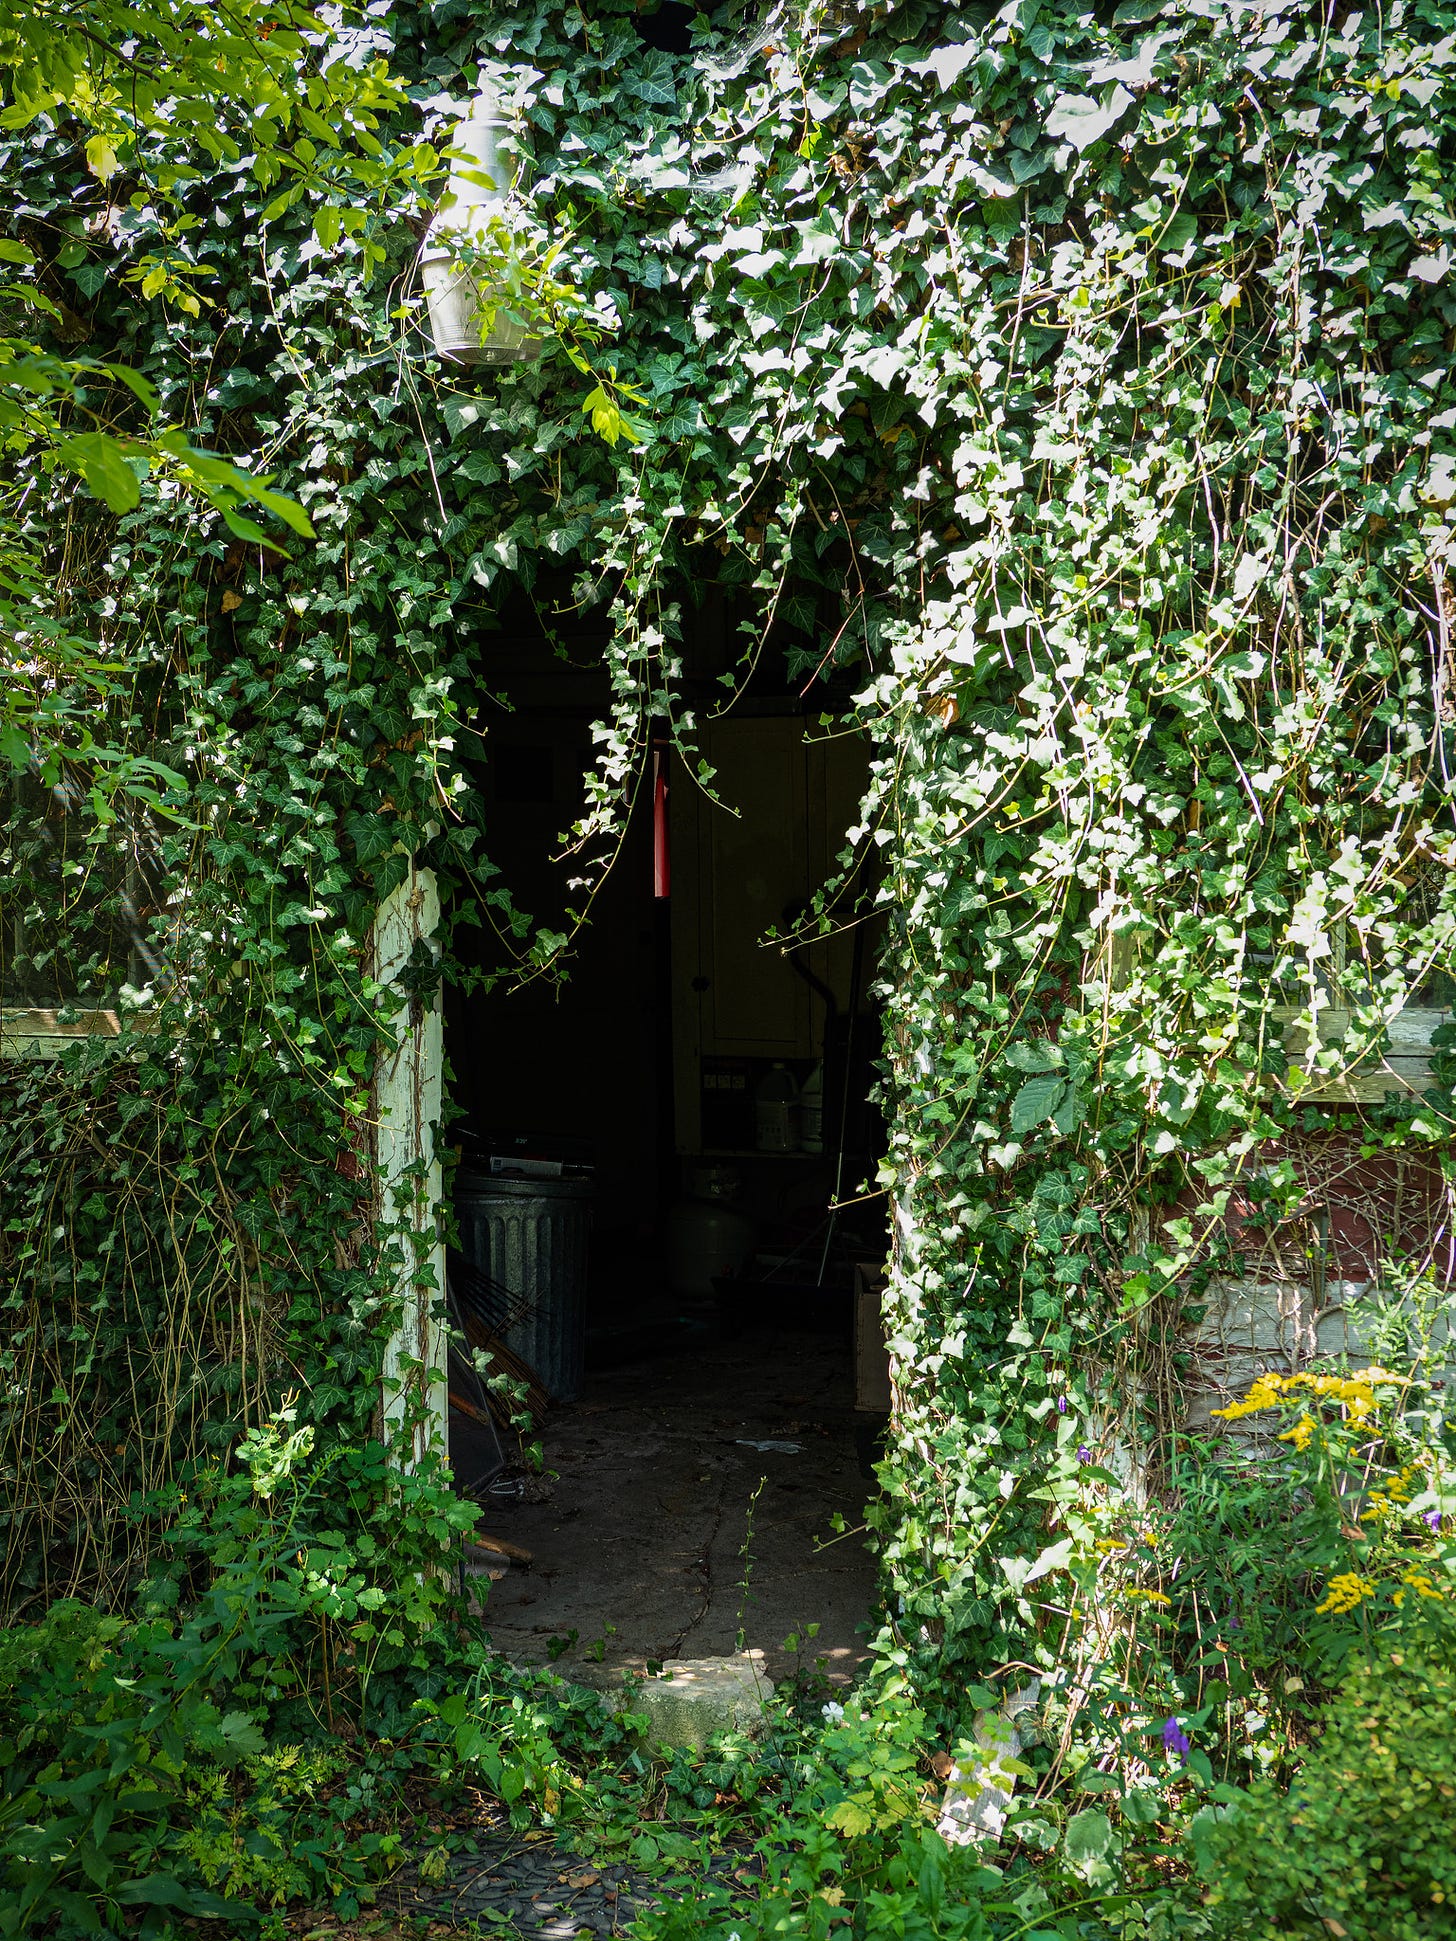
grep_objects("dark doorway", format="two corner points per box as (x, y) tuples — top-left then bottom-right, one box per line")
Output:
(443, 593), (886, 1681)
(634, 0), (695, 53)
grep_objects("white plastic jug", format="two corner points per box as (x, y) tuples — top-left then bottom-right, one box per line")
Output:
(800, 1061), (824, 1153)
(754, 1063), (800, 1152)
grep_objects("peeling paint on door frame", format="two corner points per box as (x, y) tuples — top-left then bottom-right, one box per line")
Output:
(371, 856), (449, 1468)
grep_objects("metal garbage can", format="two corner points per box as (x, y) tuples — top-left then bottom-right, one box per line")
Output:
(454, 1170), (593, 1402)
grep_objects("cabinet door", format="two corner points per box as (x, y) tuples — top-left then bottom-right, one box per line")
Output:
(669, 718), (871, 1153)
(670, 721), (811, 1153)
(699, 718), (812, 1056)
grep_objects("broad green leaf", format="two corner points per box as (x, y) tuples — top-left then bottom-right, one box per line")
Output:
(1064, 1808), (1114, 1864)
(1005, 1040), (1062, 1073)
(826, 1799), (874, 1837)
(100, 362), (161, 415)
(1023, 1537), (1074, 1585)
(1011, 1074), (1067, 1135)
(248, 483), (314, 537)
(57, 433), (142, 512)
(217, 1710), (267, 1757)
(84, 133), (119, 181)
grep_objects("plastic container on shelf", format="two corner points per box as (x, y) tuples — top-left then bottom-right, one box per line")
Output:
(754, 1062), (800, 1153)
(800, 1061), (825, 1153)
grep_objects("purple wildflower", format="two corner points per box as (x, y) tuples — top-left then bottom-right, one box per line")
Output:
(1057, 1395), (1068, 1414)
(1077, 1445), (1092, 1464)
(1425, 1509), (1442, 1533)
(1162, 1717), (1191, 1761)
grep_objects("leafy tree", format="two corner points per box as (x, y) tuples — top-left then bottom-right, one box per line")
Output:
(0, 2), (411, 800)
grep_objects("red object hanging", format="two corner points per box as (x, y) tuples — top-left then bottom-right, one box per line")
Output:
(652, 747), (670, 899)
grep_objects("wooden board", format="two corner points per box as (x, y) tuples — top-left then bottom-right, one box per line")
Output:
(1273, 1004), (1449, 1102)
(854, 1263), (892, 1413)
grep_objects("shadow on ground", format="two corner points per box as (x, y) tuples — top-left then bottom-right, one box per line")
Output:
(472, 1325), (880, 1687)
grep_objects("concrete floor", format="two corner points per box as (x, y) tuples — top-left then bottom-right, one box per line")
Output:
(471, 1325), (880, 1687)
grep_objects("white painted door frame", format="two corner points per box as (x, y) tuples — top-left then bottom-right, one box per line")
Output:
(371, 856), (449, 1468)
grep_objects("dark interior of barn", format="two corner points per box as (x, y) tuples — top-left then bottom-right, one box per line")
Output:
(441, 582), (886, 1681)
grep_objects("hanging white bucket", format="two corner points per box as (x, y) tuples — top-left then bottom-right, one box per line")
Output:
(422, 91), (538, 366)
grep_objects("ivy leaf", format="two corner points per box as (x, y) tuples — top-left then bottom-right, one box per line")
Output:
(1045, 84), (1135, 151)
(1409, 248), (1452, 284)
(1157, 1071), (1200, 1126)
(915, 43), (978, 90)
(1011, 1075), (1067, 1134)
(1222, 650), (1267, 680)
(1023, 1537), (1074, 1585)
(1087, 32), (1178, 87)
(628, 51), (678, 106)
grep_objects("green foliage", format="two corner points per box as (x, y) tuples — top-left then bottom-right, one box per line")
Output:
(6, 5), (1456, 1931)
(1193, 1645), (1456, 1940)
(1044, 1272), (1456, 1792)
(0, 1402), (479, 1935)
(0, 0), (420, 798)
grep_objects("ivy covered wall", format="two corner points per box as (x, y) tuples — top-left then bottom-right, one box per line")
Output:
(4, 0), (1456, 1718)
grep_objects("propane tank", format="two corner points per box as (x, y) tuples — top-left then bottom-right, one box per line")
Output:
(421, 86), (537, 366)
(666, 1167), (755, 1299)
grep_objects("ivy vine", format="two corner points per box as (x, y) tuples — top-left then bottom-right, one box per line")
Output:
(5, 0), (1456, 1729)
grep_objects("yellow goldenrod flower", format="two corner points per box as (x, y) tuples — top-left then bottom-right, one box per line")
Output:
(1210, 1373), (1286, 1419)
(1277, 1414), (1315, 1452)
(1211, 1366), (1407, 1426)
(1400, 1567), (1444, 1601)
(1315, 1572), (1377, 1615)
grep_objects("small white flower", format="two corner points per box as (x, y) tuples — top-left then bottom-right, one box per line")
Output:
(821, 1700), (845, 1724)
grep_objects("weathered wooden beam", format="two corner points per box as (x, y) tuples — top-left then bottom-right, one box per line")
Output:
(372, 858), (449, 1470)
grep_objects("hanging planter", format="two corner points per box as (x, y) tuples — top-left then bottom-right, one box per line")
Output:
(422, 88), (538, 367)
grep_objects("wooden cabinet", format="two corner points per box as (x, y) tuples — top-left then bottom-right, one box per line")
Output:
(670, 716), (866, 1154)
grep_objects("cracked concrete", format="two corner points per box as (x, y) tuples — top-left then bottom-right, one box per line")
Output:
(470, 1324), (879, 1687)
